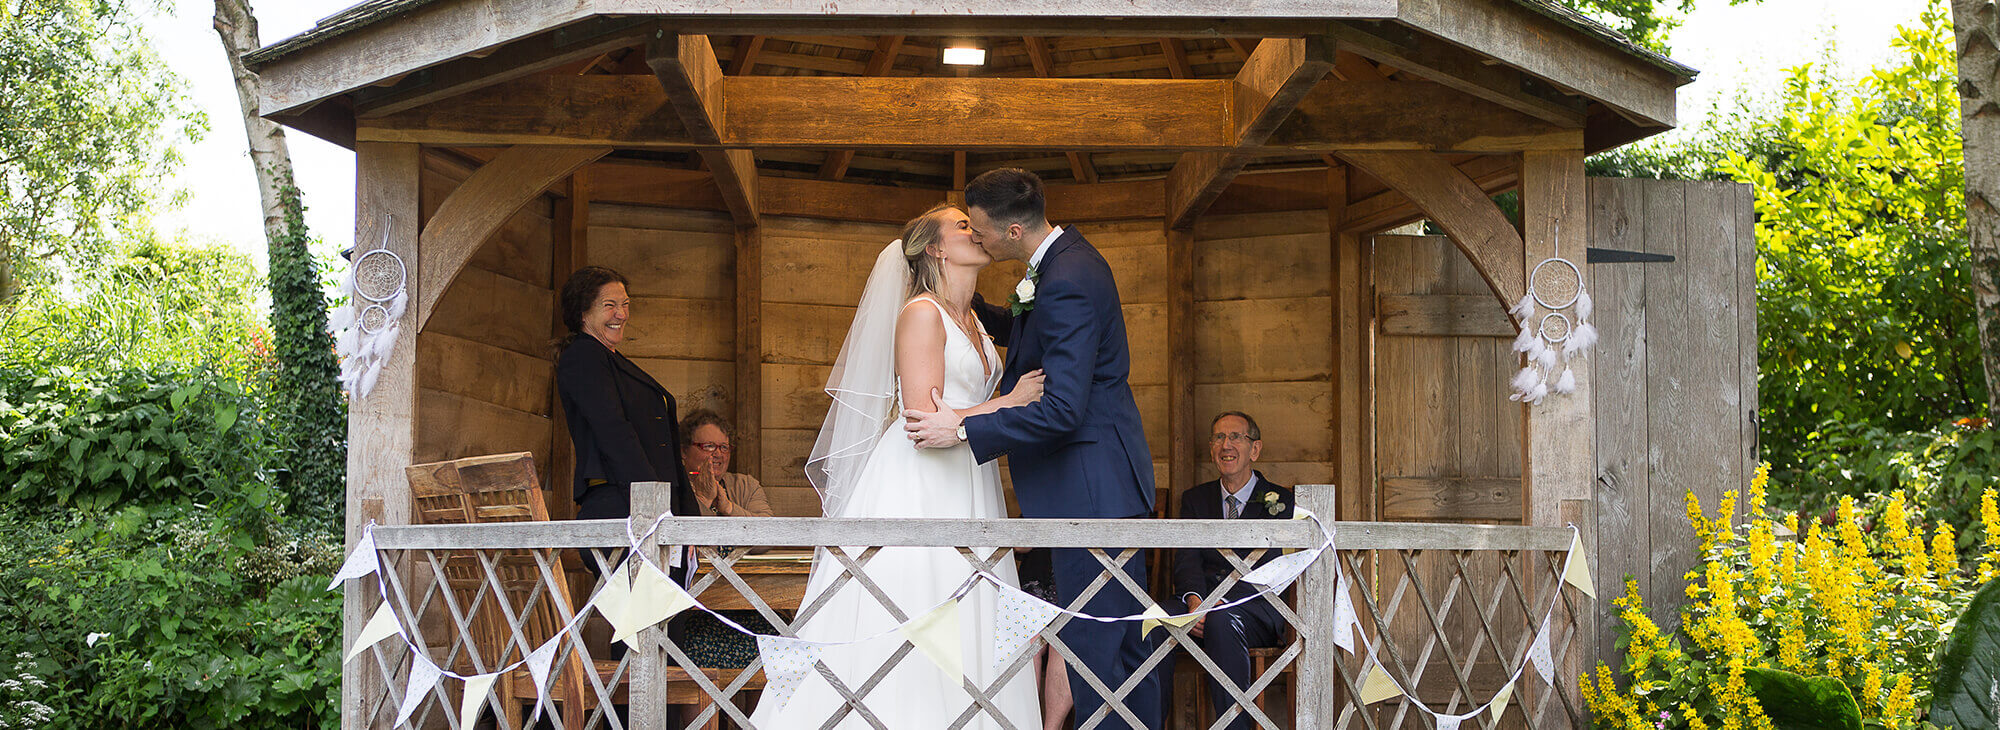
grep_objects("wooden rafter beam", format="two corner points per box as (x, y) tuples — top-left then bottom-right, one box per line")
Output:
(356, 74), (1578, 154)
(729, 35), (765, 75)
(351, 17), (662, 118)
(1160, 38), (1192, 79)
(1022, 35), (1098, 183)
(1224, 38), (1257, 60)
(646, 33), (758, 225)
(1164, 35), (1335, 230)
(1337, 149), (1526, 302)
(820, 35), (906, 181)
(415, 145), (611, 330)
(1326, 20), (1589, 128)
(1341, 153), (1518, 234)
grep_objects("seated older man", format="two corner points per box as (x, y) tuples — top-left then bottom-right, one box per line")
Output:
(1174, 411), (1292, 730)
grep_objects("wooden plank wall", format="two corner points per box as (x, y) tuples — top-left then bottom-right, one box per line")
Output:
(413, 152), (558, 490)
(1589, 178), (1757, 664)
(1189, 211), (1337, 491)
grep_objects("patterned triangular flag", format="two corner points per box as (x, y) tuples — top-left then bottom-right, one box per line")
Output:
(993, 584), (1061, 670)
(1331, 572), (1359, 653)
(326, 527), (380, 591)
(1562, 531), (1596, 599)
(1488, 680), (1515, 722)
(1243, 547), (1322, 590)
(345, 603), (403, 664)
(395, 652), (443, 727)
(1138, 603), (1199, 638)
(524, 637), (559, 722)
(900, 600), (964, 680)
(1358, 661), (1402, 705)
(459, 672), (498, 729)
(1528, 613), (1555, 686)
(1434, 710), (1475, 730)
(756, 635), (821, 715)
(617, 562), (697, 646)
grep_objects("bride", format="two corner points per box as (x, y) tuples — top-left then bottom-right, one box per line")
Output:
(749, 203), (1044, 728)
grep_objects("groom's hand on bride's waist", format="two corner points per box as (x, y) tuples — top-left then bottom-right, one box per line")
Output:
(904, 388), (965, 449)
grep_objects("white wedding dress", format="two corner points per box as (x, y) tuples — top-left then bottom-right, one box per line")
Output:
(749, 297), (1041, 729)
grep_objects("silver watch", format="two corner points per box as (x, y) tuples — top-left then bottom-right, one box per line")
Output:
(956, 425), (968, 442)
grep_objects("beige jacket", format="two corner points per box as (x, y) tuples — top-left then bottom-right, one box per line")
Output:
(695, 471), (774, 517)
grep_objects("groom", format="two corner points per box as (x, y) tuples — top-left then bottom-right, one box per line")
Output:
(906, 168), (1161, 728)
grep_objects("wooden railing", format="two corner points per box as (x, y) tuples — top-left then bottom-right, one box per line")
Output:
(343, 485), (1593, 729)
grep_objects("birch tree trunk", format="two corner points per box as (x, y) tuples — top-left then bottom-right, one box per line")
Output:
(1953, 0), (2000, 419)
(212, 0), (292, 241)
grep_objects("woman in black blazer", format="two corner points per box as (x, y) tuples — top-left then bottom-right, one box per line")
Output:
(555, 266), (698, 530)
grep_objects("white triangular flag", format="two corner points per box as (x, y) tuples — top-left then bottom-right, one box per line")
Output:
(1528, 613), (1555, 686)
(1488, 680), (1515, 722)
(326, 528), (380, 590)
(1138, 603), (1199, 639)
(756, 635), (821, 715)
(1358, 661), (1401, 705)
(345, 603), (403, 664)
(1331, 572), (1359, 653)
(1434, 711), (1474, 730)
(1243, 547), (1322, 590)
(617, 562), (697, 646)
(901, 600), (964, 680)
(1562, 531), (1596, 599)
(524, 637), (560, 722)
(394, 653), (443, 727)
(587, 568), (634, 639)
(459, 672), (498, 729)
(993, 584), (1061, 670)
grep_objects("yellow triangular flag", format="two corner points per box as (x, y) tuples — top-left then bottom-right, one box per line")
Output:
(587, 568), (633, 638)
(1138, 603), (1200, 638)
(345, 603), (402, 663)
(459, 672), (498, 729)
(1488, 680), (1515, 722)
(1562, 531), (1596, 599)
(1358, 662), (1402, 705)
(617, 562), (697, 646)
(900, 600), (963, 680)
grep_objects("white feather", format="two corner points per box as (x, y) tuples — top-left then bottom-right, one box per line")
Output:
(1576, 289), (1593, 321)
(335, 327), (359, 359)
(374, 323), (402, 358)
(1512, 365), (1542, 394)
(386, 290), (408, 322)
(1510, 293), (1535, 322)
(358, 361), (383, 398)
(1536, 346), (1560, 372)
(328, 304), (355, 332)
(1564, 323), (1599, 357)
(1527, 382), (1549, 405)
(1512, 325), (1537, 353)
(1555, 368), (1577, 394)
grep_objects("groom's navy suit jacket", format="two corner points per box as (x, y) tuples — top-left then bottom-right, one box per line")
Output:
(967, 227), (1156, 520)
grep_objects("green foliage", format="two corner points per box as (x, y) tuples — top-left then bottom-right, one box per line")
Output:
(0, 363), (277, 525)
(1928, 577), (2000, 729)
(1744, 666), (1864, 730)
(0, 506), (340, 728)
(263, 182), (345, 526)
(0, 0), (202, 302)
(1791, 420), (2000, 549)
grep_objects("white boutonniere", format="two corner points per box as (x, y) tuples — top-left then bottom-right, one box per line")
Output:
(1008, 265), (1039, 315)
(1262, 491), (1284, 516)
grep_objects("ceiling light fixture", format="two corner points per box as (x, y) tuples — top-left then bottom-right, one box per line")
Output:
(942, 42), (986, 66)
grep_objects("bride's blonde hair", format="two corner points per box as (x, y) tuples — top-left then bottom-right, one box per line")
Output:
(900, 202), (958, 298)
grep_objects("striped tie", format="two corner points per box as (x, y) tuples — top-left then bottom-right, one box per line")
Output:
(1225, 495), (1241, 520)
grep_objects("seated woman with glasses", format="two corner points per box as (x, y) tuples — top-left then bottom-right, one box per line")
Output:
(679, 408), (774, 517)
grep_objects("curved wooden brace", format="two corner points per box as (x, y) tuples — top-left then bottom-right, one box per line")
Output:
(415, 145), (612, 330)
(1337, 150), (1527, 306)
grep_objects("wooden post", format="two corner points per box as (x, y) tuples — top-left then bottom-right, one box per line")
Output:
(735, 225), (763, 480)
(345, 141), (421, 730)
(1328, 165), (1375, 524)
(1167, 228), (1197, 500)
(548, 170), (590, 518)
(1560, 498), (1598, 726)
(1519, 149), (1592, 528)
(628, 481), (673, 730)
(1294, 484), (1340, 727)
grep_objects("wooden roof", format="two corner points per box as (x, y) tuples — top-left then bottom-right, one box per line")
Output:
(251, 1), (1696, 189)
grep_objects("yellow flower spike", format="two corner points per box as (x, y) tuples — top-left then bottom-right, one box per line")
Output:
(1687, 491), (1711, 550)
(1932, 523), (1959, 590)
(1980, 488), (2000, 581)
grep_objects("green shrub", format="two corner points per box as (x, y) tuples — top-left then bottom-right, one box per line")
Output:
(0, 506), (341, 728)
(0, 363), (277, 526)
(1782, 419), (2000, 552)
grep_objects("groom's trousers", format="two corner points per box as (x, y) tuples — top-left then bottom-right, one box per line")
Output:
(1054, 538), (1163, 729)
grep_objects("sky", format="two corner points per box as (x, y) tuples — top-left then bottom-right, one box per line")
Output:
(142, 0), (1933, 266)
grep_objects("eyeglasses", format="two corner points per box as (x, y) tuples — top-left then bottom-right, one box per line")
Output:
(1209, 432), (1257, 445)
(691, 442), (733, 453)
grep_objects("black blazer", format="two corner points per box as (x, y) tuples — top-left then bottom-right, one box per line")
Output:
(1173, 472), (1295, 602)
(555, 335), (696, 522)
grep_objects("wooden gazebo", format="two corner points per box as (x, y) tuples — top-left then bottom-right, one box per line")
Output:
(255, 2), (1758, 727)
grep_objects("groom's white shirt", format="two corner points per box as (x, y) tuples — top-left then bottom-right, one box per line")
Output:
(1026, 225), (1065, 271)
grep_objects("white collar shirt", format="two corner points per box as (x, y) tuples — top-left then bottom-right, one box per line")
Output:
(1221, 473), (1261, 518)
(1026, 225), (1065, 271)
